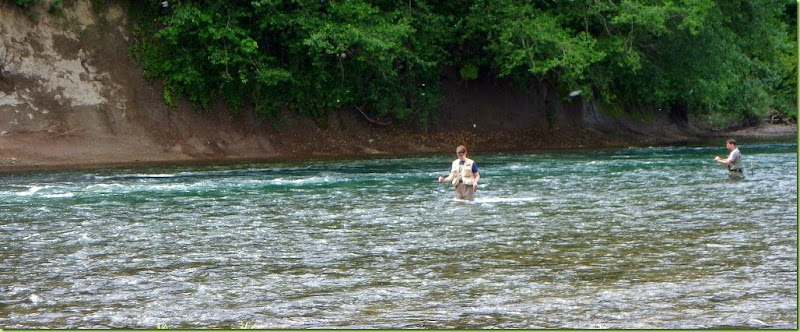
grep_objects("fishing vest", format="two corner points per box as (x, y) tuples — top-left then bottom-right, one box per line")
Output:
(451, 158), (476, 186)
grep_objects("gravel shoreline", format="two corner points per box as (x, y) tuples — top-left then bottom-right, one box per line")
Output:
(715, 123), (798, 139)
(0, 123), (794, 173)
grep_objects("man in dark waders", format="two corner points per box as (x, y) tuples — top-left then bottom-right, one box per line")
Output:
(714, 138), (744, 179)
(159, 1), (169, 15)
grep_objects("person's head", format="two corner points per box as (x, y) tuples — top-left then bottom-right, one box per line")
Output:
(726, 139), (737, 150)
(456, 145), (467, 159)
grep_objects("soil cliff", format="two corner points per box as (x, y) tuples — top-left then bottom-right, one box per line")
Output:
(0, 1), (793, 171)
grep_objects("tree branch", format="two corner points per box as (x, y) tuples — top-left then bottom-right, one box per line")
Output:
(355, 106), (390, 126)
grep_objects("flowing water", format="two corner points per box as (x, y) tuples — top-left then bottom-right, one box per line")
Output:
(1, 140), (797, 329)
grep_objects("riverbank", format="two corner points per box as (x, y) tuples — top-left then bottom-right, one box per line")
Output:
(0, 122), (794, 174)
(1, 1), (795, 174)
(716, 123), (798, 140)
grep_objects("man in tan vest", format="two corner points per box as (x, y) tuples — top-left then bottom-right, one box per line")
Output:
(438, 145), (481, 201)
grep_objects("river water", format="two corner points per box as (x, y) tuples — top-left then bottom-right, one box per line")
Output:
(1, 140), (796, 329)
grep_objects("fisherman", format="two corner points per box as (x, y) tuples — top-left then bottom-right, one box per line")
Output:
(438, 145), (481, 201)
(159, 0), (169, 15)
(714, 138), (744, 179)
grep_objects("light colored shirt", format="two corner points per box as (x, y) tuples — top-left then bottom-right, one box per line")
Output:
(728, 148), (741, 165)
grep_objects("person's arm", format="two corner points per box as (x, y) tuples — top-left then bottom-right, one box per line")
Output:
(471, 163), (480, 190)
(714, 151), (735, 166)
(714, 155), (731, 166)
(438, 167), (455, 183)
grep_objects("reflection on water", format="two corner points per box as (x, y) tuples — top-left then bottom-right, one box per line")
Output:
(0, 141), (796, 328)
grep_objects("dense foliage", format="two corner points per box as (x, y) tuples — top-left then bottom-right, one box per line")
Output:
(46, 0), (800, 125)
(129, 0), (447, 125)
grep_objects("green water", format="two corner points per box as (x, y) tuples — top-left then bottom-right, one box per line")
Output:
(1, 141), (796, 328)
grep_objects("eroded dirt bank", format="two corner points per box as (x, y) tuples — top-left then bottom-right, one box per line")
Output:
(0, 1), (795, 173)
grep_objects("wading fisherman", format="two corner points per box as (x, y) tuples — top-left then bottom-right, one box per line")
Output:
(714, 138), (744, 179)
(159, 0), (169, 15)
(438, 145), (481, 201)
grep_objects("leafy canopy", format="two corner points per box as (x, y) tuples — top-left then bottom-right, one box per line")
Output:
(127, 0), (796, 124)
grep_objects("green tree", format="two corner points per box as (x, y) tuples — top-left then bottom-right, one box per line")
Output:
(129, 0), (795, 127)
(464, 0), (605, 91)
(131, 0), (447, 124)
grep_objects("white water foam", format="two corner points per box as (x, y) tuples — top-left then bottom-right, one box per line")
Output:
(17, 186), (45, 196)
(477, 197), (538, 203)
(42, 192), (75, 198)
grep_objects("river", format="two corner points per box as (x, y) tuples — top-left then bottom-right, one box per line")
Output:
(1, 140), (796, 328)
